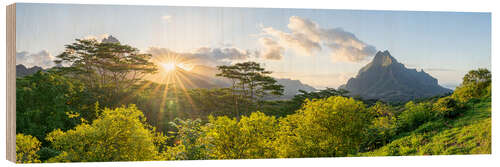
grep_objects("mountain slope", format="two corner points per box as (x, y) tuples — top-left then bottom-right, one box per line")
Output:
(341, 50), (451, 102)
(273, 78), (317, 100)
(16, 64), (44, 77)
(362, 98), (491, 156)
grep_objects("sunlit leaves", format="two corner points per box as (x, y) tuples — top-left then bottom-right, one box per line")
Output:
(46, 105), (163, 162)
(275, 96), (371, 157)
(16, 134), (41, 163)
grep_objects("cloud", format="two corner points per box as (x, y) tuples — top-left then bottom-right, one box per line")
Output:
(424, 68), (457, 72)
(16, 50), (56, 68)
(147, 46), (252, 67)
(83, 34), (110, 41)
(162, 15), (172, 22)
(258, 37), (284, 60)
(260, 16), (376, 63)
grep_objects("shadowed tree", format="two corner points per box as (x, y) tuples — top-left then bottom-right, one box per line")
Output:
(54, 39), (158, 106)
(216, 62), (284, 117)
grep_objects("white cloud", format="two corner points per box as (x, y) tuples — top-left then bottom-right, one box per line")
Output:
(16, 50), (56, 68)
(258, 37), (284, 60)
(82, 34), (110, 41)
(260, 16), (377, 63)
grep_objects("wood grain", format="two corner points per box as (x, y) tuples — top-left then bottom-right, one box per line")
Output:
(6, 3), (16, 163)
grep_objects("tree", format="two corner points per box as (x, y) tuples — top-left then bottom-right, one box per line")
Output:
(462, 68), (491, 86)
(275, 96), (372, 157)
(16, 71), (92, 145)
(201, 112), (278, 159)
(453, 68), (491, 103)
(45, 105), (166, 162)
(16, 134), (41, 163)
(216, 62), (284, 117)
(261, 88), (349, 117)
(54, 39), (158, 106)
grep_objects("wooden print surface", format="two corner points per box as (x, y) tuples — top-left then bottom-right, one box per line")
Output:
(8, 3), (491, 163)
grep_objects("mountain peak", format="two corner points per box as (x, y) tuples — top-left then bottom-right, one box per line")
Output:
(102, 35), (120, 43)
(343, 50), (451, 102)
(373, 50), (397, 66)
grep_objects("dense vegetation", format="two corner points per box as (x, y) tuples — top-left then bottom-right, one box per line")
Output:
(16, 39), (491, 163)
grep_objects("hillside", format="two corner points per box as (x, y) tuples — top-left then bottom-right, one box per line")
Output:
(362, 97), (491, 156)
(341, 50), (451, 102)
(16, 64), (44, 77)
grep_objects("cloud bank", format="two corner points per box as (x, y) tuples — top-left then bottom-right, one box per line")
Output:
(259, 16), (376, 62)
(16, 50), (56, 68)
(147, 46), (253, 67)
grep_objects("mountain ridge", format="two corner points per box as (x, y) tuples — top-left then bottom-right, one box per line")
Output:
(341, 50), (451, 102)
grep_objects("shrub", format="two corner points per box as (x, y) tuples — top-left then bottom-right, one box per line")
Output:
(201, 112), (278, 159)
(433, 97), (461, 118)
(163, 118), (208, 160)
(397, 101), (434, 132)
(45, 105), (165, 162)
(275, 96), (372, 157)
(16, 134), (41, 163)
(362, 102), (397, 151)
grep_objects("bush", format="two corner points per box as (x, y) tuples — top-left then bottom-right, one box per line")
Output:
(452, 68), (491, 103)
(433, 97), (461, 118)
(201, 112), (278, 159)
(163, 118), (208, 160)
(16, 134), (41, 163)
(362, 102), (397, 151)
(397, 101), (434, 132)
(16, 71), (94, 145)
(275, 96), (372, 157)
(45, 105), (165, 162)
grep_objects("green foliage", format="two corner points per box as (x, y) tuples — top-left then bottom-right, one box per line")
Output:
(54, 38), (158, 107)
(452, 68), (491, 103)
(364, 97), (491, 156)
(16, 134), (41, 163)
(216, 62), (284, 117)
(45, 105), (165, 162)
(396, 101), (435, 132)
(37, 147), (61, 162)
(433, 96), (461, 118)
(202, 112), (278, 159)
(362, 102), (397, 151)
(163, 118), (208, 160)
(128, 85), (241, 132)
(16, 71), (92, 145)
(261, 88), (348, 117)
(462, 68), (491, 85)
(275, 96), (372, 157)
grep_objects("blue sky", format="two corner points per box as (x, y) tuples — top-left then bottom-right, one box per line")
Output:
(16, 3), (491, 89)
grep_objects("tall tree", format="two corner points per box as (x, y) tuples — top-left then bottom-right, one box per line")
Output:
(54, 39), (158, 105)
(216, 62), (284, 117)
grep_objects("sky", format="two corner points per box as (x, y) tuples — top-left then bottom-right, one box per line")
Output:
(16, 3), (491, 89)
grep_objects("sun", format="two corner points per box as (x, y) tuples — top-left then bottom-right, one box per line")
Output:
(161, 63), (177, 72)
(160, 62), (193, 72)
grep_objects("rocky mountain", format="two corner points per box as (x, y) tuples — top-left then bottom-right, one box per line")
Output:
(273, 78), (317, 100)
(16, 64), (44, 77)
(340, 50), (451, 102)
